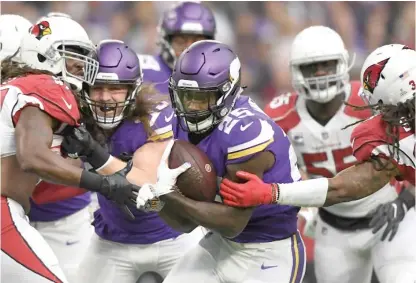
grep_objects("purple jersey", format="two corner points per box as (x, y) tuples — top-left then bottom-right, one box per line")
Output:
(138, 54), (171, 95)
(93, 102), (179, 244)
(173, 95), (301, 243)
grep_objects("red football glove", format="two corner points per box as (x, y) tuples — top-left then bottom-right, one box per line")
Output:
(220, 171), (276, 207)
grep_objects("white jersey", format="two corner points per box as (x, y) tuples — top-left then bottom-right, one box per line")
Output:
(1, 84), (36, 157)
(265, 82), (397, 217)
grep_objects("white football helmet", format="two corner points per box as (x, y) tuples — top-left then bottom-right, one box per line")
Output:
(36, 11), (72, 22)
(19, 16), (98, 91)
(290, 26), (355, 103)
(0, 14), (32, 61)
(360, 45), (415, 106)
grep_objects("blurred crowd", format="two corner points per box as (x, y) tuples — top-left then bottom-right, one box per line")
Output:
(3, 1), (415, 107)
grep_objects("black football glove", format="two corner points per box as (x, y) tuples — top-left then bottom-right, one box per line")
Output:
(61, 125), (110, 169)
(79, 160), (139, 220)
(369, 188), (415, 241)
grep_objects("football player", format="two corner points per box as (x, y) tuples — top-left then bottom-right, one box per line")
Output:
(260, 26), (405, 283)
(25, 15), (95, 282)
(134, 40), (307, 283)
(0, 16), (139, 283)
(220, 46), (416, 283)
(73, 39), (201, 283)
(139, 1), (216, 94)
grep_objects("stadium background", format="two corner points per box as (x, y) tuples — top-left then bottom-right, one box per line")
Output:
(2, 1), (415, 108)
(2, 1), (415, 283)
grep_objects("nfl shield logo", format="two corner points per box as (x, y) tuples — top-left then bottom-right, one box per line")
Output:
(291, 133), (304, 145)
(321, 132), (329, 140)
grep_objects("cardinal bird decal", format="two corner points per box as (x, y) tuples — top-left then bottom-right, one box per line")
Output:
(363, 46), (410, 94)
(362, 59), (389, 94)
(31, 21), (51, 40)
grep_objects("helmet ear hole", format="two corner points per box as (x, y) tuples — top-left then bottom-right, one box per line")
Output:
(37, 54), (46, 63)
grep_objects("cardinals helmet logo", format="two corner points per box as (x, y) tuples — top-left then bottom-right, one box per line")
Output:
(31, 21), (51, 40)
(362, 59), (389, 94)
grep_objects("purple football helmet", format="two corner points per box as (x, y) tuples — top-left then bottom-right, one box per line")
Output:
(80, 39), (143, 129)
(169, 40), (242, 133)
(158, 2), (216, 69)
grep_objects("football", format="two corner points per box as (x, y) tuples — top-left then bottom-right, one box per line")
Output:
(168, 140), (217, 202)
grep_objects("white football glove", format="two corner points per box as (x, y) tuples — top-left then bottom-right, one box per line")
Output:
(136, 140), (191, 211)
(136, 184), (165, 212)
(154, 139), (191, 197)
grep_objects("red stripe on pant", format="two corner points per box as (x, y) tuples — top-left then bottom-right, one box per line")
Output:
(1, 197), (63, 283)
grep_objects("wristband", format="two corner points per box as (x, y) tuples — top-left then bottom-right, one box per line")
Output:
(278, 178), (329, 207)
(86, 145), (111, 170)
(271, 183), (278, 204)
(399, 189), (415, 210)
(79, 169), (106, 194)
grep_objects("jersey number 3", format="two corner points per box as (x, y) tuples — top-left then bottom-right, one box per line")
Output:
(302, 147), (356, 178)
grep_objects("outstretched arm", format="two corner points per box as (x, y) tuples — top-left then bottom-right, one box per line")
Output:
(16, 106), (85, 186)
(16, 107), (139, 207)
(220, 157), (400, 207)
(325, 159), (398, 205)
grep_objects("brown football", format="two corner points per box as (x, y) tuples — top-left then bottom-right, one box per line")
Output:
(168, 140), (217, 202)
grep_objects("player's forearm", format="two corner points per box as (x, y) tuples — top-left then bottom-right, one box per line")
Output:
(158, 204), (199, 233)
(160, 192), (252, 238)
(277, 161), (393, 207)
(18, 147), (84, 187)
(325, 161), (394, 205)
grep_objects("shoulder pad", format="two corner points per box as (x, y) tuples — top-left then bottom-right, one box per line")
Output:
(264, 92), (300, 133)
(148, 100), (174, 142)
(138, 54), (161, 72)
(350, 115), (388, 162)
(217, 110), (275, 162)
(5, 75), (80, 126)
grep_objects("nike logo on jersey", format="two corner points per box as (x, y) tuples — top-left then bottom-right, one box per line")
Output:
(240, 122), (253, 132)
(61, 97), (72, 110)
(165, 112), (174, 122)
(65, 240), (79, 246)
(261, 263), (278, 270)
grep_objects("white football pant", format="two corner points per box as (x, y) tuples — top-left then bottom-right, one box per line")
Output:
(1, 197), (68, 283)
(163, 231), (306, 283)
(30, 206), (94, 283)
(314, 208), (416, 283)
(76, 226), (206, 283)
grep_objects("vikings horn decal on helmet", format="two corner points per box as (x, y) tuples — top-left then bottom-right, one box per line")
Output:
(169, 40), (242, 133)
(158, 1), (216, 69)
(80, 39), (144, 130)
